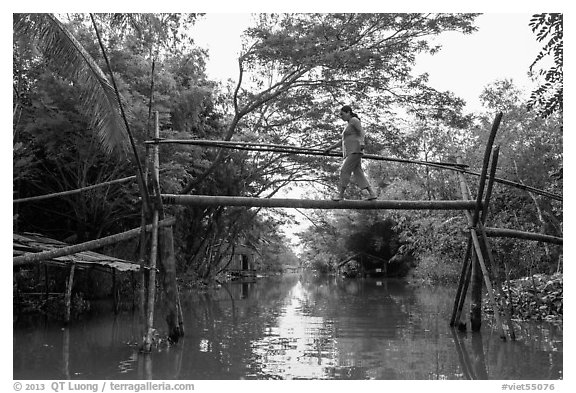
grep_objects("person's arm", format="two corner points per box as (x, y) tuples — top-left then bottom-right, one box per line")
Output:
(324, 140), (341, 153)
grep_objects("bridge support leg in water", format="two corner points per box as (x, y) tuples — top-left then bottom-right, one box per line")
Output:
(160, 226), (184, 343)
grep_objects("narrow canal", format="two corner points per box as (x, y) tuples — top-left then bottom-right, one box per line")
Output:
(13, 273), (562, 380)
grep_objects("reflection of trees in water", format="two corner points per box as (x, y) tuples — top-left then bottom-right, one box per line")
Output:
(13, 275), (563, 380)
(451, 323), (562, 380)
(161, 275), (301, 379)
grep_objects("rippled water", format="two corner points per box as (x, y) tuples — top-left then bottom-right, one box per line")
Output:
(13, 274), (562, 380)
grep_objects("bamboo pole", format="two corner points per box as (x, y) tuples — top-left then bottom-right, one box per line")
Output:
(44, 265), (49, 304)
(450, 238), (472, 327)
(112, 267), (118, 314)
(149, 112), (164, 220)
(145, 138), (468, 169)
(138, 108), (154, 343)
(452, 157), (476, 329)
(162, 194), (479, 210)
(138, 185), (149, 340)
(478, 225), (516, 340)
(160, 227), (184, 343)
(146, 138), (561, 201)
(143, 209), (159, 352)
(455, 156), (507, 339)
(13, 176), (137, 204)
(64, 263), (76, 323)
(469, 113), (502, 332)
(477, 146), (516, 339)
(13, 217), (176, 266)
(483, 227), (562, 245)
(143, 111), (163, 352)
(472, 112), (502, 226)
(450, 328), (475, 380)
(469, 224), (507, 339)
(90, 14), (151, 212)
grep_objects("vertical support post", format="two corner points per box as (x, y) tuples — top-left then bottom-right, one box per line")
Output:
(469, 248), (483, 332)
(455, 156), (507, 339)
(478, 146), (516, 340)
(450, 237), (472, 327)
(143, 111), (161, 352)
(44, 264), (49, 305)
(112, 267), (118, 314)
(470, 112), (503, 331)
(160, 226), (184, 342)
(131, 271), (136, 310)
(138, 118), (152, 338)
(472, 112), (503, 225)
(64, 263), (76, 324)
(138, 215), (148, 339)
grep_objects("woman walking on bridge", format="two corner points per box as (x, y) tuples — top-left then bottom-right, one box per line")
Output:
(325, 105), (377, 201)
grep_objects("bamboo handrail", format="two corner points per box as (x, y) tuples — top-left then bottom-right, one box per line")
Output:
(161, 194), (479, 210)
(145, 138), (468, 169)
(13, 216), (176, 266)
(145, 138), (561, 201)
(13, 175), (137, 204)
(483, 227), (562, 245)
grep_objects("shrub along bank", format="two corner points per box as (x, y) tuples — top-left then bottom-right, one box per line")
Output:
(484, 273), (562, 322)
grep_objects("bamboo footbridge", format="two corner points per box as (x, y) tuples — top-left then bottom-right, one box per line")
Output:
(13, 111), (563, 350)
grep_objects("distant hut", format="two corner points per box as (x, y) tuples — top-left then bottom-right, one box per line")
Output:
(209, 241), (260, 278)
(337, 252), (388, 278)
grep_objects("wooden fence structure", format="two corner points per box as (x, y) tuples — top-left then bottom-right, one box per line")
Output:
(14, 110), (563, 349)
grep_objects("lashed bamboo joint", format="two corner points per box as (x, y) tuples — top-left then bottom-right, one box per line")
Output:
(161, 194), (480, 210)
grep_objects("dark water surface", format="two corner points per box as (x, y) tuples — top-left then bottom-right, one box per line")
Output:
(13, 274), (562, 380)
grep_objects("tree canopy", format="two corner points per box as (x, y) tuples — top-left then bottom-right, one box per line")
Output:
(13, 13), (562, 283)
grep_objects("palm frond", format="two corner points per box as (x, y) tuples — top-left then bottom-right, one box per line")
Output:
(14, 13), (129, 155)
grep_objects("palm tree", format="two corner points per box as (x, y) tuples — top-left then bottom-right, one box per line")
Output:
(13, 13), (151, 207)
(14, 13), (129, 154)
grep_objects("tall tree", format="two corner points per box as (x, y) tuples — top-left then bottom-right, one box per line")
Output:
(181, 13), (480, 193)
(527, 13), (563, 118)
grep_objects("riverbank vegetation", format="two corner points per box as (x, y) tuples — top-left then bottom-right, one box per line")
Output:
(13, 14), (561, 319)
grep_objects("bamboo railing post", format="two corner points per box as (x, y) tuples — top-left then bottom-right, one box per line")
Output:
(64, 262), (76, 324)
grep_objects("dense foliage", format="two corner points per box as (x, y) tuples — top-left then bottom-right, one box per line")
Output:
(13, 13), (562, 291)
(527, 13), (563, 118)
(485, 273), (562, 322)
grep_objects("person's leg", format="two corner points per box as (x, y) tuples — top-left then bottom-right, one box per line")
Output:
(332, 155), (355, 201)
(350, 156), (377, 200)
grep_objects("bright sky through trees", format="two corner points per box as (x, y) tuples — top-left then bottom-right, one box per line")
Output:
(191, 13), (543, 113)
